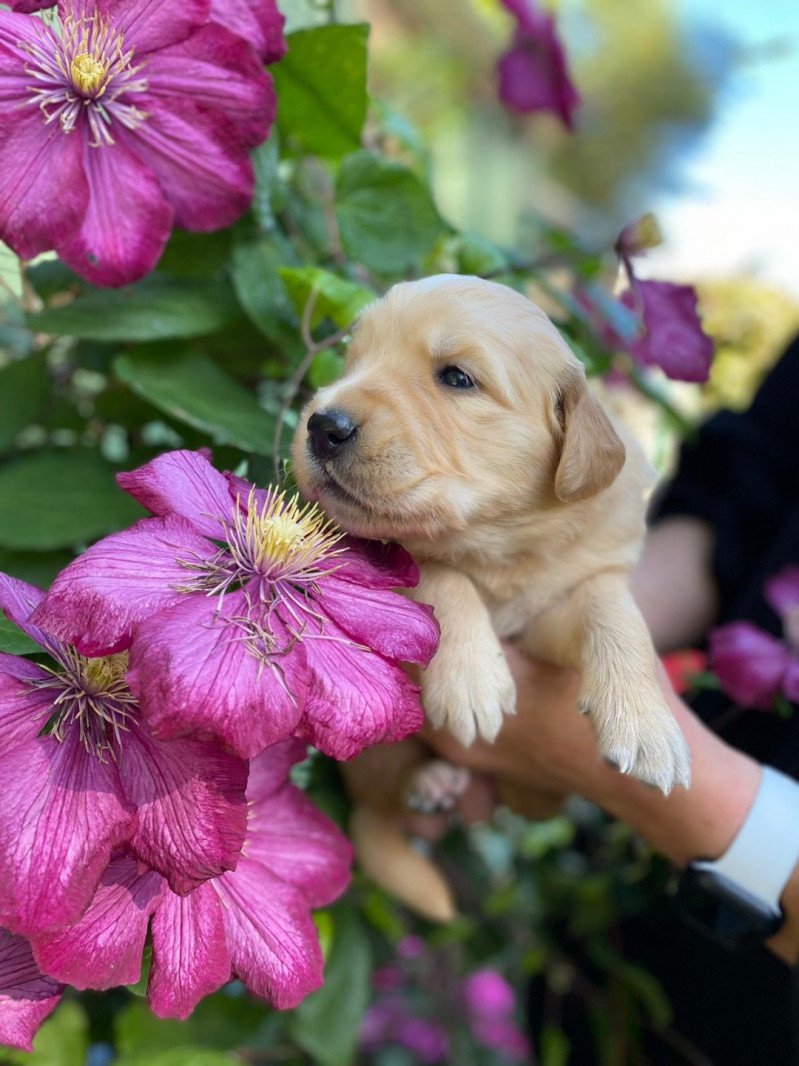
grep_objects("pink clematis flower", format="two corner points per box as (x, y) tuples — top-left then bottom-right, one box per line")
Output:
(0, 930), (63, 1052)
(621, 279), (714, 383)
(496, 0), (580, 128)
(709, 567), (799, 710)
(29, 740), (353, 1018)
(0, 572), (248, 940)
(0, 0), (275, 286)
(462, 969), (532, 1062)
(35, 449), (440, 761)
(211, 0), (285, 63)
(610, 219), (714, 383)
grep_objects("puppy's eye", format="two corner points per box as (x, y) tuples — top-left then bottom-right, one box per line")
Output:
(437, 365), (477, 390)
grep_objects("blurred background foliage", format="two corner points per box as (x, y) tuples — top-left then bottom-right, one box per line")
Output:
(1, 0), (798, 1062)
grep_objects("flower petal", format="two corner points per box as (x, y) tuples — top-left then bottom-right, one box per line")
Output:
(116, 449), (230, 539)
(783, 658), (799, 704)
(57, 136), (173, 287)
(118, 96), (254, 230)
(31, 854), (164, 990)
(0, 572), (64, 658)
(299, 617), (424, 759)
(244, 737), (308, 804)
(120, 723), (248, 895)
(333, 538), (421, 590)
(0, 14), (48, 106)
(128, 591), (306, 759)
(247, 779), (352, 908)
(0, 661), (55, 755)
(85, 0), (210, 54)
(496, 1), (580, 128)
(0, 731), (135, 937)
(624, 280), (714, 383)
(214, 861), (324, 1009)
(0, 111), (88, 261)
(211, 0), (286, 63)
(0, 929), (62, 1053)
(145, 24), (275, 147)
(3, 1), (54, 11)
(765, 566), (799, 621)
(148, 882), (231, 1019)
(316, 575), (439, 666)
(708, 622), (789, 711)
(33, 515), (218, 657)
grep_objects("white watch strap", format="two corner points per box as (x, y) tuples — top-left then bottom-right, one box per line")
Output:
(693, 765), (799, 916)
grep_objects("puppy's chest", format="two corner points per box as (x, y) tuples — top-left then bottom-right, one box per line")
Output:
(473, 568), (567, 640)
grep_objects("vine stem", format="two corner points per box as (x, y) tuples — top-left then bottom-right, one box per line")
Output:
(271, 287), (349, 481)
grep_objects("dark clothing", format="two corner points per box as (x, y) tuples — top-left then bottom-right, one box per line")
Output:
(656, 338), (799, 776)
(532, 339), (799, 1064)
(632, 338), (799, 1065)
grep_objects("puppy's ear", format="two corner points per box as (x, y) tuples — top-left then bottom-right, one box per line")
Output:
(553, 367), (626, 502)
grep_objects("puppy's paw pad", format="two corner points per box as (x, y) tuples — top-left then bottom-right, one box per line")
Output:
(404, 761), (471, 814)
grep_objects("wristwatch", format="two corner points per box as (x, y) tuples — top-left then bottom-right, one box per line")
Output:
(674, 765), (799, 949)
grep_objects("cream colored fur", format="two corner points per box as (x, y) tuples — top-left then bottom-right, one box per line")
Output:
(293, 274), (691, 794)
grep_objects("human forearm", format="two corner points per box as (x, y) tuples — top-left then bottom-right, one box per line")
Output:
(633, 516), (719, 652)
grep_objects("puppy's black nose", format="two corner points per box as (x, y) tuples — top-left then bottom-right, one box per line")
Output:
(307, 409), (358, 460)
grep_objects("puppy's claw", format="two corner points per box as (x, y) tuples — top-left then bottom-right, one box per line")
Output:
(584, 690), (692, 795)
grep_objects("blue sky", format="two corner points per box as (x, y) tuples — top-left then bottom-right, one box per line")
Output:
(649, 0), (799, 294)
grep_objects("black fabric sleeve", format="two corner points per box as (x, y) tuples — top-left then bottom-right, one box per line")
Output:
(652, 336), (799, 616)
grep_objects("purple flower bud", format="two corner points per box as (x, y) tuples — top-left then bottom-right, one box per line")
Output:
(395, 1017), (451, 1064)
(622, 279), (714, 383)
(709, 622), (790, 711)
(497, 0), (580, 128)
(462, 968), (515, 1018)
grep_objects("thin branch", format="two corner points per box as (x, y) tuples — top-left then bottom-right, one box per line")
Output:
(271, 287), (349, 481)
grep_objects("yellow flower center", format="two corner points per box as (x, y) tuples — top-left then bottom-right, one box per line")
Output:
(228, 489), (344, 579)
(70, 50), (109, 97)
(82, 651), (129, 694)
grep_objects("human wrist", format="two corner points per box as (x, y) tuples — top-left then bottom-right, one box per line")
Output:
(590, 696), (761, 867)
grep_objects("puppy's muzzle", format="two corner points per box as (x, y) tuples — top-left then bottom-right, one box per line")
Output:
(307, 409), (359, 461)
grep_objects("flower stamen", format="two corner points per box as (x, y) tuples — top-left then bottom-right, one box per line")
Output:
(29, 649), (136, 762)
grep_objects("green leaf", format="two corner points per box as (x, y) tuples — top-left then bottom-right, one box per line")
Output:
(540, 1024), (571, 1066)
(0, 351), (50, 452)
(27, 278), (242, 342)
(0, 548), (74, 588)
(0, 449), (144, 550)
(115, 996), (266, 1059)
(2, 1000), (88, 1066)
(273, 24), (369, 159)
(309, 348), (345, 388)
(336, 151), (450, 274)
(231, 233), (299, 341)
(116, 1050), (237, 1066)
(279, 266), (375, 330)
(0, 613), (39, 655)
(156, 230), (233, 279)
(619, 961), (673, 1030)
(290, 905), (372, 1066)
(454, 232), (510, 276)
(115, 347), (278, 454)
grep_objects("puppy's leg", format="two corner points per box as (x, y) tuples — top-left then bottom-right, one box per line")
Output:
(408, 563), (515, 746)
(524, 572), (691, 794)
(404, 760), (471, 814)
(342, 741), (458, 923)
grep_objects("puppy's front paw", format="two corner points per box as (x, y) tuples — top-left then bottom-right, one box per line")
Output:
(581, 685), (691, 794)
(404, 760), (471, 814)
(423, 644), (516, 747)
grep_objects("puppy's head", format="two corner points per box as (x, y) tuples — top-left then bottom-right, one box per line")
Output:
(291, 275), (625, 546)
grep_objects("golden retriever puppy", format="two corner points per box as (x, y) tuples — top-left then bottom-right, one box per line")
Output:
(292, 274), (691, 794)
